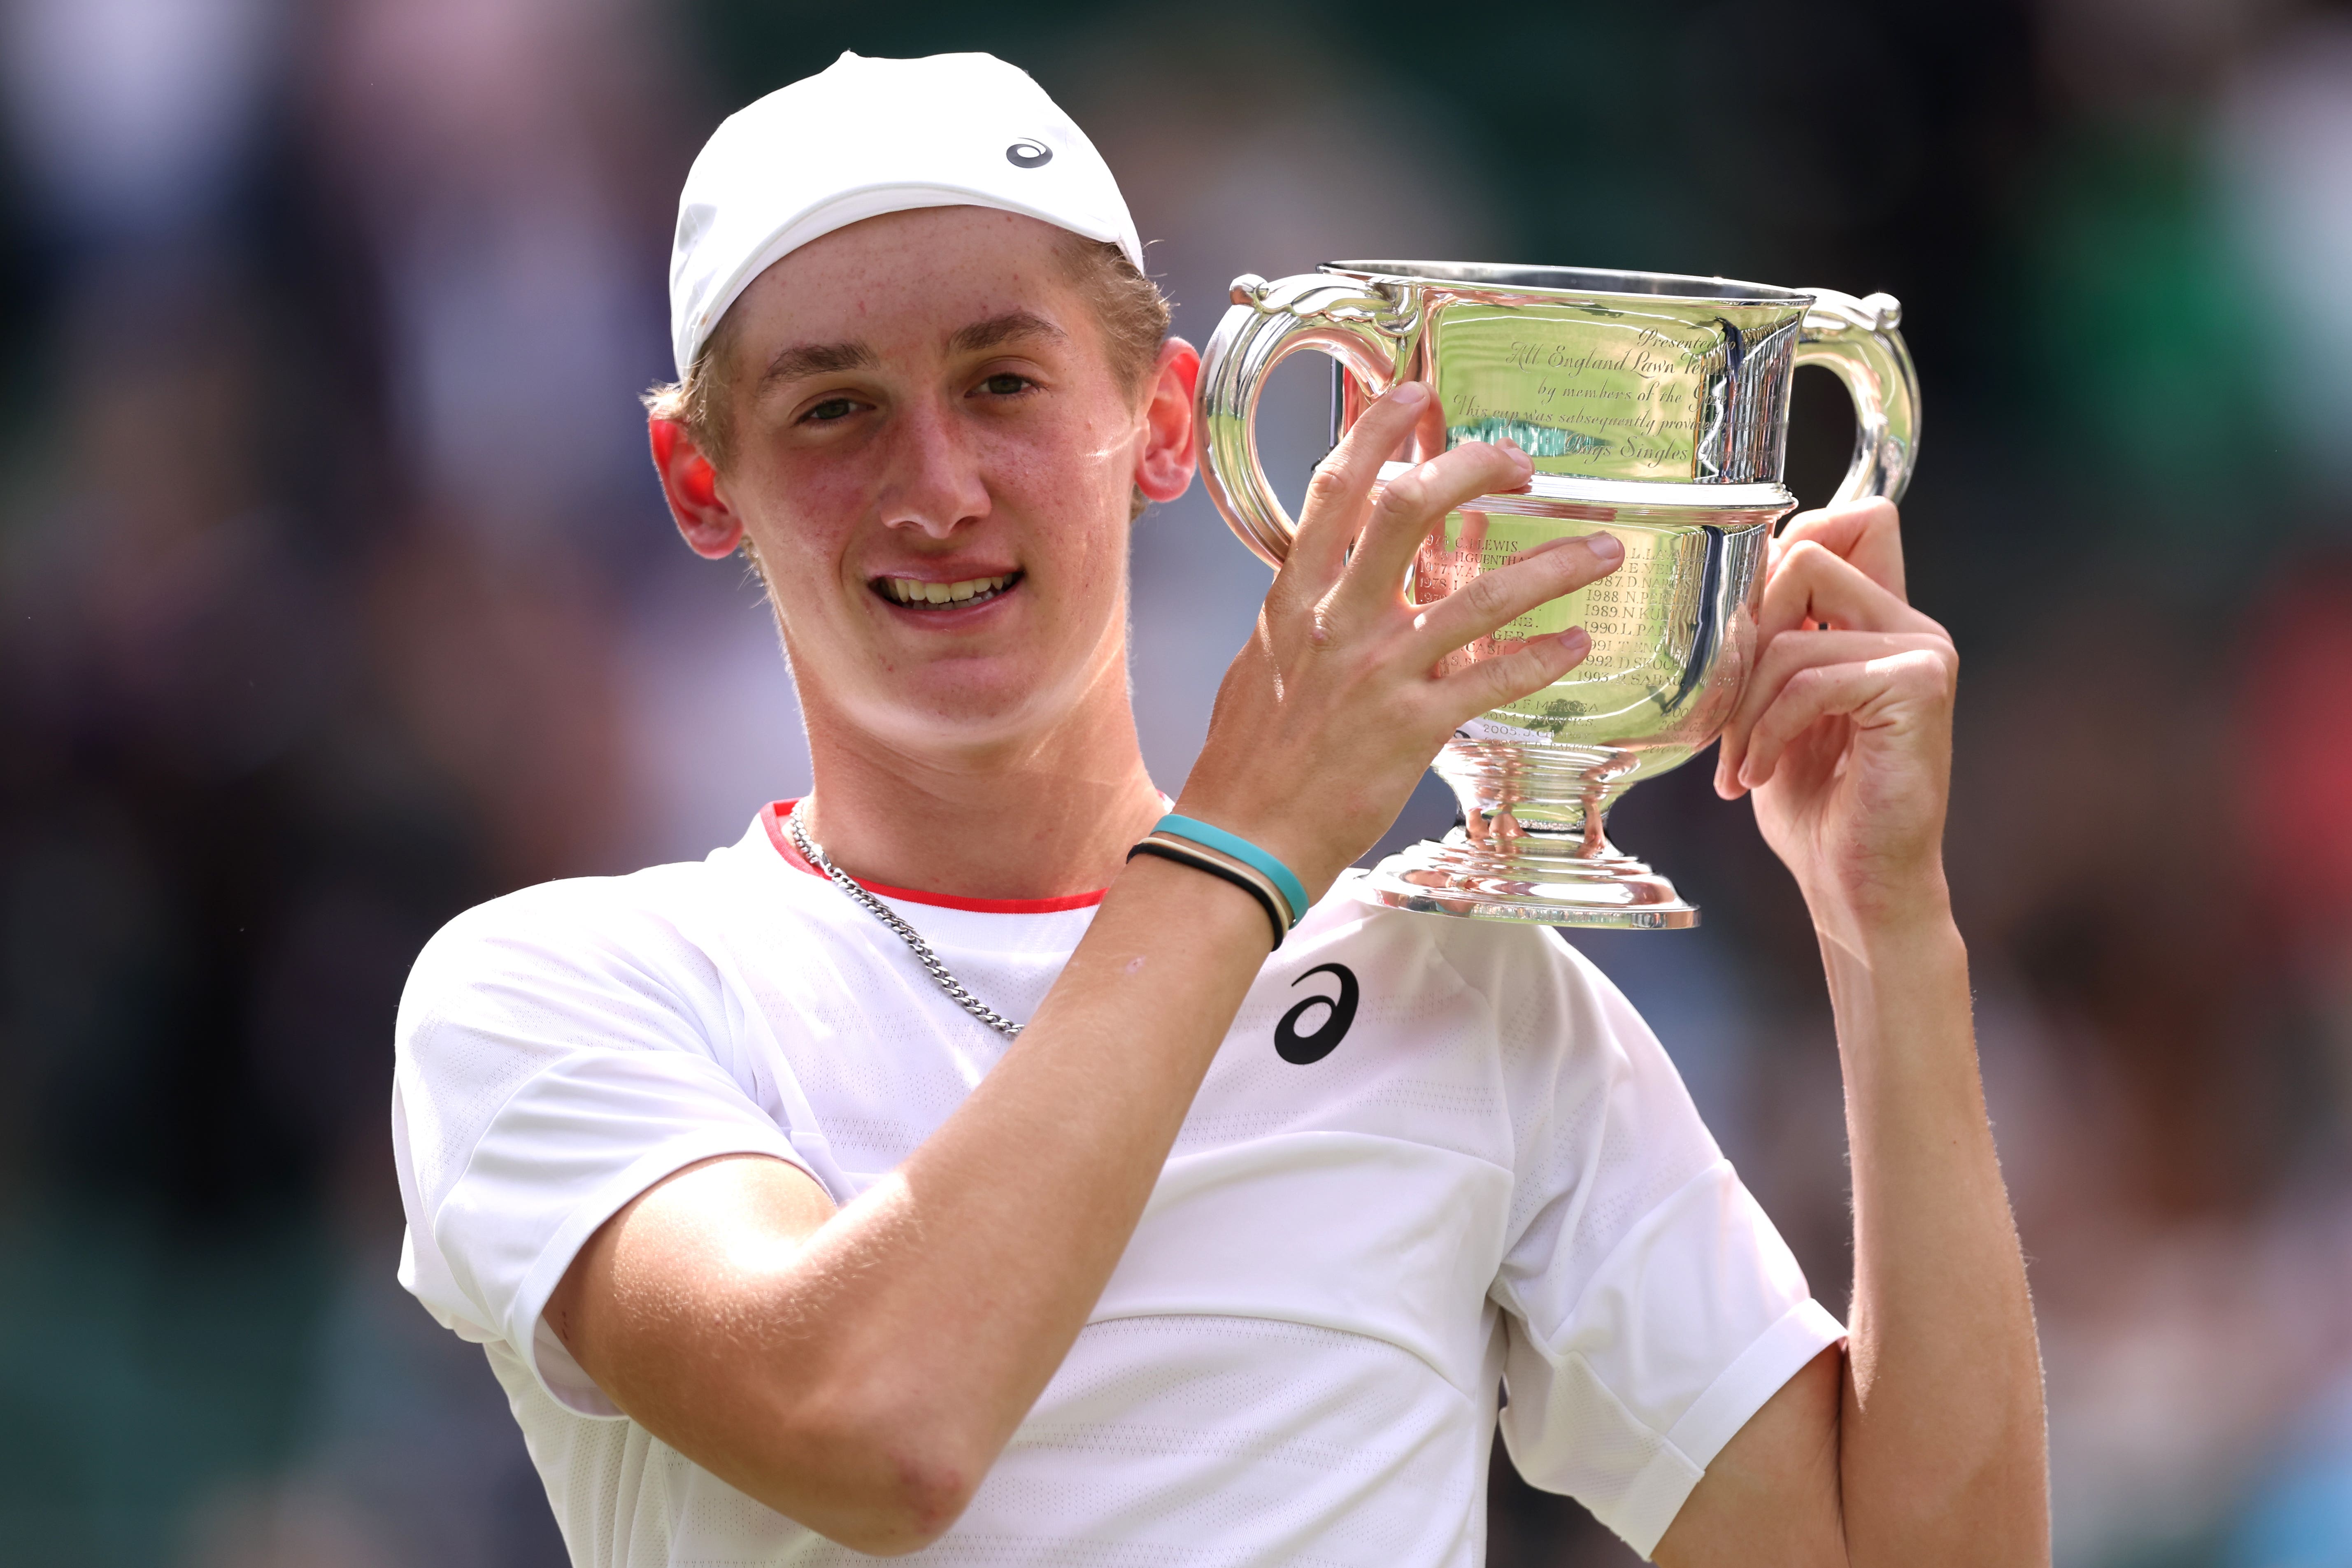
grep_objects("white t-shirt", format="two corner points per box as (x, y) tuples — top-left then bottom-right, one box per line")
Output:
(394, 804), (1841, 1567)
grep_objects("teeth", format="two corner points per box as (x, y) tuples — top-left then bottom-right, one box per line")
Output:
(884, 574), (1011, 605)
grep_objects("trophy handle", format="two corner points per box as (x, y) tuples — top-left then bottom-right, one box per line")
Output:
(1794, 287), (1921, 507)
(1195, 272), (1415, 568)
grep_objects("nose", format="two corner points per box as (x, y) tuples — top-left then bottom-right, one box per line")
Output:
(877, 394), (990, 540)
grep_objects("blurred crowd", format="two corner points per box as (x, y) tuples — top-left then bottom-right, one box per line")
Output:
(2, 1), (2350, 1564)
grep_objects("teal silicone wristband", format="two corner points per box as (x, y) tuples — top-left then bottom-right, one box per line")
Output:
(1151, 815), (1309, 928)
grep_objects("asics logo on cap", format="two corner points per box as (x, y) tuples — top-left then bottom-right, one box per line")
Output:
(1006, 140), (1052, 168)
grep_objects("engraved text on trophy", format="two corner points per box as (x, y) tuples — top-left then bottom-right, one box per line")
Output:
(1411, 508), (1768, 778)
(1425, 300), (1801, 484)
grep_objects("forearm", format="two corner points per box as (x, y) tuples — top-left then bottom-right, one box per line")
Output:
(1824, 894), (2047, 1566)
(817, 853), (1267, 1445)
(570, 853), (1270, 1547)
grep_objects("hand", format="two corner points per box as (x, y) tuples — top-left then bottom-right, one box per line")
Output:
(1713, 497), (1958, 938)
(1178, 383), (1626, 897)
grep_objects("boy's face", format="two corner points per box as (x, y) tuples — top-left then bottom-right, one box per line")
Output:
(663, 206), (1195, 761)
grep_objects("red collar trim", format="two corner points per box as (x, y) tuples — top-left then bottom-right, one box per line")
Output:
(759, 802), (1107, 913)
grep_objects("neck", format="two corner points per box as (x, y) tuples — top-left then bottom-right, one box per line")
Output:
(793, 680), (1165, 902)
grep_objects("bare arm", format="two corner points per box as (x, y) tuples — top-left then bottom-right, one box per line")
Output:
(549, 855), (1274, 1551)
(1654, 500), (2047, 1567)
(548, 386), (1626, 1553)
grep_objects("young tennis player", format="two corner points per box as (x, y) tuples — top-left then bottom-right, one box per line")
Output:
(392, 50), (2046, 1567)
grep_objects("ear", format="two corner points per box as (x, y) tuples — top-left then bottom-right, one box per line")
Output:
(1134, 337), (1200, 505)
(649, 417), (743, 559)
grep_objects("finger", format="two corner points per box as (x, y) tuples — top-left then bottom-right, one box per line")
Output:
(1714, 630), (1949, 796)
(1760, 538), (1943, 642)
(1334, 439), (1534, 617)
(1736, 648), (1955, 793)
(1403, 530), (1624, 660)
(1771, 496), (1904, 600)
(1717, 629), (1946, 792)
(1288, 382), (1437, 593)
(1431, 627), (1593, 727)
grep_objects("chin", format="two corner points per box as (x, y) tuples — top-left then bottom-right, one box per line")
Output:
(863, 669), (1086, 750)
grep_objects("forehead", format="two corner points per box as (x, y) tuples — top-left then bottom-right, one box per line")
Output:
(728, 206), (1085, 355)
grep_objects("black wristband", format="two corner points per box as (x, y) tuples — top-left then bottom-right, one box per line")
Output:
(1128, 839), (1287, 952)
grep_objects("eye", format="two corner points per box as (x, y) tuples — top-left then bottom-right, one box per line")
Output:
(801, 396), (860, 424)
(976, 372), (1034, 397)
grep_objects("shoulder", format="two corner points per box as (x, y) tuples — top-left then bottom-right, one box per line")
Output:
(398, 857), (761, 1063)
(411, 859), (726, 988)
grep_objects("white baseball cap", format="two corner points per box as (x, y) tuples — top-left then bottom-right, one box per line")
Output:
(667, 51), (1145, 379)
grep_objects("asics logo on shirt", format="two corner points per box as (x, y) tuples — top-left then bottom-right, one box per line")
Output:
(1275, 963), (1359, 1065)
(1006, 140), (1052, 167)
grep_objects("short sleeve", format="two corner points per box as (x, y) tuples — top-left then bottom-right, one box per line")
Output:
(391, 880), (820, 1418)
(1478, 933), (1845, 1558)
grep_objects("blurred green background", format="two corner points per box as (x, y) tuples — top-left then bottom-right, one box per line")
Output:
(4, 1), (2352, 1564)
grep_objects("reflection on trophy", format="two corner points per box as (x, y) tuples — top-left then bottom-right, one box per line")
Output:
(1196, 263), (1920, 927)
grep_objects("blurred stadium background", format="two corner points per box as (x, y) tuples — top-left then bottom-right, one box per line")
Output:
(4, 0), (2352, 1563)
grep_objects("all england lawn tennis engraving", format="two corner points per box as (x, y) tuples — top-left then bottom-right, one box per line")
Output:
(1436, 311), (1722, 481)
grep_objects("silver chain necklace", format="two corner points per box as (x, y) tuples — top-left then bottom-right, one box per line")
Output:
(785, 807), (1026, 1038)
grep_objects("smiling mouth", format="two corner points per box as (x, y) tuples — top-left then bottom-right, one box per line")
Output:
(875, 571), (1021, 609)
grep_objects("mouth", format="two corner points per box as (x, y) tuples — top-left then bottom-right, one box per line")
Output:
(872, 570), (1022, 611)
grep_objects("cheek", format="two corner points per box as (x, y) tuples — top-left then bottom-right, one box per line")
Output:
(995, 397), (1139, 498)
(733, 451), (861, 571)
(754, 454), (863, 536)
(1053, 514), (1134, 630)
(1026, 428), (1132, 538)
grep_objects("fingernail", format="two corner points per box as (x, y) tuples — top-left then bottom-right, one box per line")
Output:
(1391, 382), (1429, 407)
(1559, 626), (1590, 651)
(1587, 532), (1623, 562)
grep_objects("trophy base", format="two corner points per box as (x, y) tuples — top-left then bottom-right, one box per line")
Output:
(1360, 827), (1698, 929)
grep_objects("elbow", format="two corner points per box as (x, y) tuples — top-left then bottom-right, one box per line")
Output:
(760, 1398), (990, 1555)
(827, 1447), (981, 1556)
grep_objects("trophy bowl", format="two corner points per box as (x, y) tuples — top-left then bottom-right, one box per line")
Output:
(1194, 262), (1919, 928)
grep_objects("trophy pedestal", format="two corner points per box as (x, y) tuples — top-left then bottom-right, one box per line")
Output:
(1359, 738), (1701, 928)
(1362, 826), (1698, 929)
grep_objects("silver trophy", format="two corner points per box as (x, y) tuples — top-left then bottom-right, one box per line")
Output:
(1196, 263), (1919, 927)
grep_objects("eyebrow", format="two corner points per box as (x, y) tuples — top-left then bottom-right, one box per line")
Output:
(756, 311), (1069, 389)
(760, 339), (879, 386)
(948, 310), (1068, 356)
